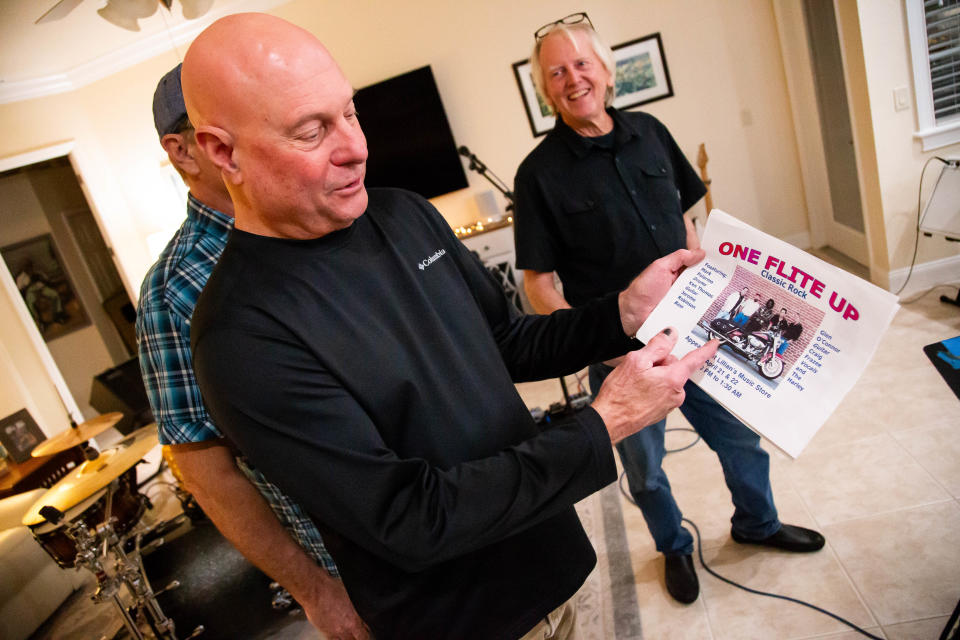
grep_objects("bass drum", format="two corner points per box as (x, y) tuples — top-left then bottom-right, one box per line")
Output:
(28, 467), (146, 569)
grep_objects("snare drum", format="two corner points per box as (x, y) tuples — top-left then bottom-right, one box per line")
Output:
(28, 467), (146, 568)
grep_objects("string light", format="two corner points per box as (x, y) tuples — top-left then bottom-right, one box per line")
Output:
(453, 216), (513, 238)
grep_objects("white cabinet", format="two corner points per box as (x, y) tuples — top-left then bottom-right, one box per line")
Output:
(460, 225), (531, 313)
(460, 225), (515, 263)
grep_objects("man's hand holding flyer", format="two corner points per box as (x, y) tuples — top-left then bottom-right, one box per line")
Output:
(635, 210), (900, 458)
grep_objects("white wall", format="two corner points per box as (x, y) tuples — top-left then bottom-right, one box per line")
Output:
(853, 0), (960, 289)
(0, 171), (117, 421)
(0, 0), (817, 429)
(0, 0), (814, 291)
(0, 278), (72, 436)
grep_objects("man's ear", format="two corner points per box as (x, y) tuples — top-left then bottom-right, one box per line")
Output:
(194, 125), (242, 185)
(160, 134), (199, 176)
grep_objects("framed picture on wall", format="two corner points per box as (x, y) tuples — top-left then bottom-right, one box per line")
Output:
(0, 409), (46, 463)
(512, 31), (674, 137)
(512, 58), (557, 137)
(1, 233), (90, 342)
(610, 32), (674, 111)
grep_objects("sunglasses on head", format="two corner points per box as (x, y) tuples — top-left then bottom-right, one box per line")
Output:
(534, 12), (594, 41)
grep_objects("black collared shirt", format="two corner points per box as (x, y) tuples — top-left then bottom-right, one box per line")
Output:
(514, 109), (706, 307)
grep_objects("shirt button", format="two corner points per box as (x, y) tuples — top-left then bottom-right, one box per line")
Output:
(630, 189), (637, 195)
(651, 224), (658, 231)
(659, 167), (667, 174)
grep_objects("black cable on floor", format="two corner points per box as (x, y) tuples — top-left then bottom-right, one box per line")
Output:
(683, 516), (882, 640)
(617, 467), (883, 639)
(665, 427), (700, 453)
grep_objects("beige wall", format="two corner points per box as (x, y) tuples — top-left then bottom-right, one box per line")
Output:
(0, 0), (828, 427)
(0, 170), (116, 422)
(0, 300), (69, 436)
(853, 0), (960, 275)
(834, 0), (889, 277)
(0, 0), (812, 290)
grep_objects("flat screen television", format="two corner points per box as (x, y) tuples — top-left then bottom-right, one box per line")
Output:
(354, 65), (468, 199)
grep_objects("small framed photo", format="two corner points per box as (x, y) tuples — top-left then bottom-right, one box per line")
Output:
(611, 33), (674, 111)
(0, 409), (46, 463)
(513, 31), (674, 137)
(512, 58), (557, 137)
(2, 233), (90, 342)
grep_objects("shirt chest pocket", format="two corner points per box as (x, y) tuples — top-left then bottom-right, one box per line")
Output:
(635, 157), (682, 214)
(557, 197), (616, 262)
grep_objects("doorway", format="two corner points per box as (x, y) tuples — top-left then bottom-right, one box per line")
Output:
(0, 155), (135, 421)
(801, 0), (870, 265)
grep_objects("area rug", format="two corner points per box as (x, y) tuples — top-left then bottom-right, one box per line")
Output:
(573, 482), (643, 639)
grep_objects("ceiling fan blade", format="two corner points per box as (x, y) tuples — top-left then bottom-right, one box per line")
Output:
(179, 0), (215, 20)
(35, 0), (85, 24)
(125, 0), (161, 19)
(97, 5), (142, 31)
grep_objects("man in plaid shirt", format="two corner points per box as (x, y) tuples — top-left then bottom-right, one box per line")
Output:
(136, 64), (369, 639)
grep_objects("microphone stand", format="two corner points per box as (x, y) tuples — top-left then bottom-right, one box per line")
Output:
(458, 145), (514, 211)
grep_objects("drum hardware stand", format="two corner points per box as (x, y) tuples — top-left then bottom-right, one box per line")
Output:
(268, 582), (296, 612)
(39, 481), (204, 640)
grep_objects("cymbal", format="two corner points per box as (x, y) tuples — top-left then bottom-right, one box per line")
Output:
(23, 424), (158, 527)
(31, 412), (125, 457)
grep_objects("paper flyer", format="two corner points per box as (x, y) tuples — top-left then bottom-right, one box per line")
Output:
(635, 210), (900, 458)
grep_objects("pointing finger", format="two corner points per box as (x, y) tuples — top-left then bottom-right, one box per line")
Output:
(671, 338), (719, 381)
(630, 327), (678, 369)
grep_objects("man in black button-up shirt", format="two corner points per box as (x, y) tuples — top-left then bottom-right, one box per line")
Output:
(514, 16), (825, 605)
(515, 107), (704, 307)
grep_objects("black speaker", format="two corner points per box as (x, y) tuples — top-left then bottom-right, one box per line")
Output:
(89, 357), (153, 435)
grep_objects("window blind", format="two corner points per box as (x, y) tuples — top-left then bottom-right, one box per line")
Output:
(925, 0), (960, 123)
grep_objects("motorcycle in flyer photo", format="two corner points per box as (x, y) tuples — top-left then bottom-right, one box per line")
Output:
(699, 317), (785, 380)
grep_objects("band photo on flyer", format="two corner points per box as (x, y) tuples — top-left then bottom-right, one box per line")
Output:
(694, 266), (825, 386)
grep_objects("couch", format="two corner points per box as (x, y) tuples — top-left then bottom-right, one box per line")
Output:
(0, 488), (86, 640)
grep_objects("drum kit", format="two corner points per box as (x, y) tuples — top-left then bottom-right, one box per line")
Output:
(21, 413), (203, 640)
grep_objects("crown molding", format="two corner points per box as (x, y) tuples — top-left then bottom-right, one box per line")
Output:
(0, 0), (286, 105)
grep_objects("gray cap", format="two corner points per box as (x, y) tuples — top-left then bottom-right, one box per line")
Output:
(152, 63), (187, 138)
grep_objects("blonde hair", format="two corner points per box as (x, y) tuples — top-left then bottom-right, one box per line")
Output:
(529, 22), (616, 113)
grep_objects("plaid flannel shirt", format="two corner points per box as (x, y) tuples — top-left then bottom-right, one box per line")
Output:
(136, 194), (338, 575)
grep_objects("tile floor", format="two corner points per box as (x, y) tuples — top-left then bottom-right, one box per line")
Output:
(514, 282), (960, 639)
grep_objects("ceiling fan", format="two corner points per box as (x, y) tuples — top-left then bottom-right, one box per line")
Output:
(36, 0), (215, 31)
